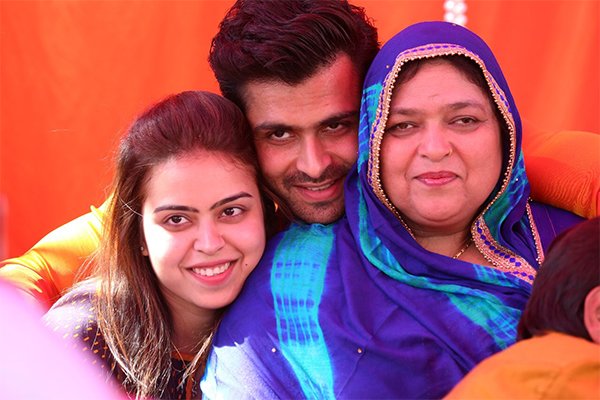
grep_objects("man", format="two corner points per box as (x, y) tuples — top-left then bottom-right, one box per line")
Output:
(0, 0), (378, 308)
(209, 0), (378, 224)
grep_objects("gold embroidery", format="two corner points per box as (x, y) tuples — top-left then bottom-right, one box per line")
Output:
(472, 217), (536, 284)
(526, 202), (545, 265)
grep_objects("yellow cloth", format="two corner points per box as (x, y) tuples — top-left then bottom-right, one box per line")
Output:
(0, 199), (108, 310)
(445, 332), (600, 399)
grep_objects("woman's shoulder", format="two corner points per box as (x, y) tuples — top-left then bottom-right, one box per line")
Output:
(43, 280), (100, 342)
(43, 280), (115, 370)
(530, 201), (584, 220)
(46, 279), (98, 313)
(530, 201), (585, 250)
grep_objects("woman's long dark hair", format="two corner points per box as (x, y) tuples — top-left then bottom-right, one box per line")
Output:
(92, 91), (271, 398)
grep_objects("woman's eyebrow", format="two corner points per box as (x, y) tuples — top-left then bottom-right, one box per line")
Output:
(389, 101), (487, 116)
(210, 192), (253, 210)
(154, 205), (199, 214)
(152, 193), (254, 213)
(447, 101), (487, 112)
(388, 107), (421, 116)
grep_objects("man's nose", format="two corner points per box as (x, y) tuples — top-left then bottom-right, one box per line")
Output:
(296, 136), (332, 179)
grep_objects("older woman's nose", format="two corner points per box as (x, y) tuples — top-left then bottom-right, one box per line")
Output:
(296, 136), (332, 179)
(418, 126), (453, 161)
(193, 222), (225, 254)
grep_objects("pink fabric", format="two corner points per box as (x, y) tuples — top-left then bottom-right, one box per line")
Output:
(0, 279), (124, 399)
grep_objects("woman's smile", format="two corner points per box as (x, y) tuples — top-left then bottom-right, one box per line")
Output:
(415, 171), (458, 186)
(189, 260), (233, 277)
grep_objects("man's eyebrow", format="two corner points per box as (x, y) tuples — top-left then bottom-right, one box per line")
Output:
(253, 111), (359, 133)
(253, 121), (295, 132)
(318, 111), (359, 128)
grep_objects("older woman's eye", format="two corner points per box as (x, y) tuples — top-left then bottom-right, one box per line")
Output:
(453, 117), (478, 125)
(385, 121), (415, 134)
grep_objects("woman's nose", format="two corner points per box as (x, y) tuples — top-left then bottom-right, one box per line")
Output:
(418, 126), (453, 161)
(193, 222), (225, 254)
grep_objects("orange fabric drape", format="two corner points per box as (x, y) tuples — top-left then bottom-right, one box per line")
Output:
(1, 0), (598, 258)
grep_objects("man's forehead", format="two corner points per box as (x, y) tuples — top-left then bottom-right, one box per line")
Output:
(241, 74), (361, 131)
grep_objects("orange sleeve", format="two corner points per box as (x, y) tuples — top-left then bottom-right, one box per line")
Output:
(445, 334), (600, 399)
(524, 129), (599, 219)
(0, 198), (109, 310)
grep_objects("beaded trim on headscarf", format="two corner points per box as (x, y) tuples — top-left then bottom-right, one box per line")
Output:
(472, 205), (540, 284)
(367, 43), (542, 284)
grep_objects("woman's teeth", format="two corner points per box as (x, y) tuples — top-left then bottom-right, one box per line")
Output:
(192, 262), (231, 277)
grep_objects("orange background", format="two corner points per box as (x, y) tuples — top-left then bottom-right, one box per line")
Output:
(1, 0), (598, 259)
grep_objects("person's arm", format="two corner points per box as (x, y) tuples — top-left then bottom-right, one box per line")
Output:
(0, 198), (109, 310)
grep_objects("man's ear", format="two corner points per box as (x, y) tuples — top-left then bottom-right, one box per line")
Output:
(584, 286), (600, 344)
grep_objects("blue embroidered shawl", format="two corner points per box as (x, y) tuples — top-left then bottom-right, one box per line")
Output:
(202, 22), (581, 399)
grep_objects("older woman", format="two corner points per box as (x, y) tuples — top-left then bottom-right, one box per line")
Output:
(202, 21), (584, 399)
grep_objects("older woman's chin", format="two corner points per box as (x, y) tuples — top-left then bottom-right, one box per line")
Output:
(392, 195), (485, 228)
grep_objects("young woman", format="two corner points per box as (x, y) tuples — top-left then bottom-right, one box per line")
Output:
(44, 91), (273, 399)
